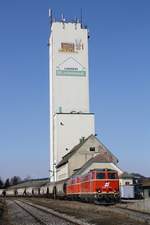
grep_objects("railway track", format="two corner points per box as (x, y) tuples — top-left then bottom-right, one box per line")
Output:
(8, 199), (92, 225)
(23, 198), (150, 225)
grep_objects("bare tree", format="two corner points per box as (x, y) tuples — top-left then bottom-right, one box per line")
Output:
(24, 175), (31, 181)
(4, 178), (10, 188)
(10, 176), (21, 186)
(0, 177), (3, 189)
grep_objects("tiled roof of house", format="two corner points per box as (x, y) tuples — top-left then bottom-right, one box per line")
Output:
(71, 153), (115, 177)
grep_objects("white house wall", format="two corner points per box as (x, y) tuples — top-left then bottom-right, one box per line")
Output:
(56, 163), (69, 181)
(68, 136), (103, 176)
(119, 178), (133, 186)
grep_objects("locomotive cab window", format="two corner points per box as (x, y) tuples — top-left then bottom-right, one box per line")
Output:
(96, 173), (105, 179)
(108, 173), (117, 179)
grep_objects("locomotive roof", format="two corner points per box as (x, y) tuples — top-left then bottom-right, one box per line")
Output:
(56, 134), (118, 168)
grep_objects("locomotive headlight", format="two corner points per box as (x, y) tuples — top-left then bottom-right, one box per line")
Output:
(97, 189), (101, 193)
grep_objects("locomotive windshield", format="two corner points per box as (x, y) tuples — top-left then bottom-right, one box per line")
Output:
(108, 173), (117, 179)
(96, 173), (105, 179)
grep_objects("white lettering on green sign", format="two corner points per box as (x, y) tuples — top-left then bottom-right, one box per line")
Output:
(56, 69), (86, 77)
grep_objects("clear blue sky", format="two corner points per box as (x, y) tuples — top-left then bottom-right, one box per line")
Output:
(0, 0), (149, 179)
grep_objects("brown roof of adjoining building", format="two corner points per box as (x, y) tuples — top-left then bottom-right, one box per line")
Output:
(72, 153), (115, 177)
(91, 153), (114, 163)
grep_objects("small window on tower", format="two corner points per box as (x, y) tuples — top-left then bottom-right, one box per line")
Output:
(90, 147), (95, 152)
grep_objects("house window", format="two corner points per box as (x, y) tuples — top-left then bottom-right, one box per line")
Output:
(90, 147), (95, 152)
(125, 182), (130, 185)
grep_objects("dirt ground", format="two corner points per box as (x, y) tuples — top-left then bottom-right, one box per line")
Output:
(0, 202), (3, 220)
(26, 198), (149, 225)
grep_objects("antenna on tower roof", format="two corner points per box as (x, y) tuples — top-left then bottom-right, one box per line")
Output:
(80, 8), (83, 28)
(61, 13), (65, 22)
(49, 8), (53, 26)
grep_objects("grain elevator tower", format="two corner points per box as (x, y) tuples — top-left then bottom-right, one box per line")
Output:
(49, 16), (95, 181)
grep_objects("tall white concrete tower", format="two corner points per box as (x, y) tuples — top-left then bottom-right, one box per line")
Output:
(49, 18), (95, 181)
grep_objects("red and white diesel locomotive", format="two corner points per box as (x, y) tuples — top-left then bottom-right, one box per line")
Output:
(1, 168), (120, 204)
(66, 169), (120, 204)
